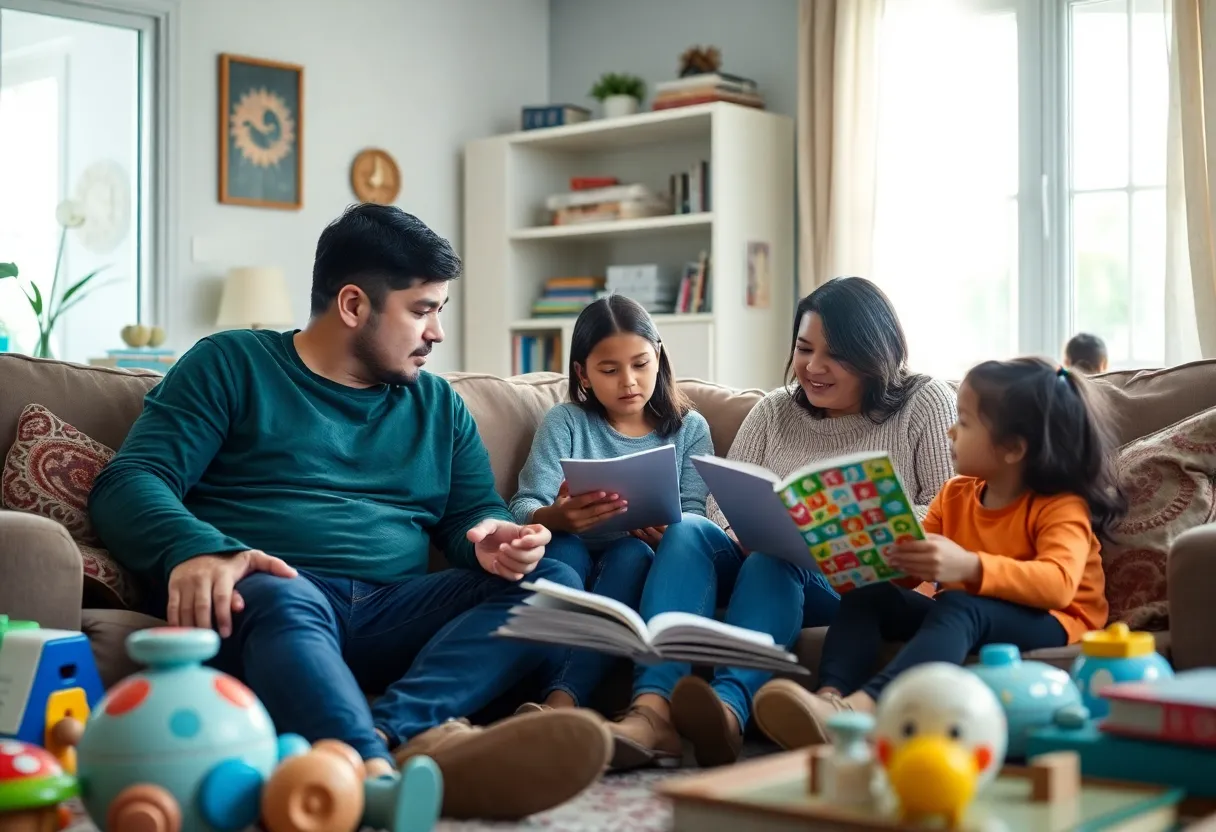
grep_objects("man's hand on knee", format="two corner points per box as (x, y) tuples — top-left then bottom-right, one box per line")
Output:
(167, 550), (298, 637)
(467, 519), (551, 581)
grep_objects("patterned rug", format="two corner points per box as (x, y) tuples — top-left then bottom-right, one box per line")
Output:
(63, 767), (681, 832)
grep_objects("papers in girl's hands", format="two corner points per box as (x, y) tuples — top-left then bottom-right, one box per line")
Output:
(690, 457), (816, 568)
(560, 444), (683, 535)
(494, 579), (809, 675)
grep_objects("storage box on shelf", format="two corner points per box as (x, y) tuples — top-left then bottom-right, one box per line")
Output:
(463, 102), (794, 390)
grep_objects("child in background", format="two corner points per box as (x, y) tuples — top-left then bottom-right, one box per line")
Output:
(509, 295), (713, 713)
(1064, 333), (1108, 374)
(752, 357), (1127, 748)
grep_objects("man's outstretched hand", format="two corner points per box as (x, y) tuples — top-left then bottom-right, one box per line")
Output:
(468, 519), (551, 581)
(167, 550), (298, 638)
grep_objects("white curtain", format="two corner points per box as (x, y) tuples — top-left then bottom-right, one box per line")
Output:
(1165, 0), (1216, 362)
(797, 0), (885, 294)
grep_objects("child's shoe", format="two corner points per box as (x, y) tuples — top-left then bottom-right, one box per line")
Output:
(753, 679), (853, 750)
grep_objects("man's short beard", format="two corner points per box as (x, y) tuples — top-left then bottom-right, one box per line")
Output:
(353, 312), (419, 387)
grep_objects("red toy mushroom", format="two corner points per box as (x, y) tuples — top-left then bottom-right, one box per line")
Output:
(0, 741), (78, 832)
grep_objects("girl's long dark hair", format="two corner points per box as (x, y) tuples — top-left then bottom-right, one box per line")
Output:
(567, 295), (690, 437)
(785, 276), (928, 423)
(965, 357), (1128, 538)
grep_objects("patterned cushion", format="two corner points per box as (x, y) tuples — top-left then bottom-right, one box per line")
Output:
(2, 403), (139, 609)
(1103, 407), (1216, 630)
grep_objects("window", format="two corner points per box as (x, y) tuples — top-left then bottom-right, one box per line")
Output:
(872, 0), (1169, 379)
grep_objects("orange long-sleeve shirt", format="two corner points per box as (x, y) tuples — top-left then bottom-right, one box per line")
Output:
(922, 477), (1108, 643)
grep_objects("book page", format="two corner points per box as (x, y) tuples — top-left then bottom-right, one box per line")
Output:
(520, 579), (651, 644)
(691, 455), (814, 566)
(773, 453), (923, 593)
(647, 611), (776, 648)
(560, 444), (683, 534)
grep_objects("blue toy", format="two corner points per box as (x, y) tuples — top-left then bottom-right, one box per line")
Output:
(74, 627), (441, 832)
(0, 615), (104, 774)
(967, 643), (1087, 760)
(1069, 622), (1173, 719)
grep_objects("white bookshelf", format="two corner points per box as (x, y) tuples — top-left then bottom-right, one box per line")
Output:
(462, 102), (795, 390)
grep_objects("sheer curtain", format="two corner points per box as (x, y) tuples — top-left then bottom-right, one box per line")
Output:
(1164, 0), (1216, 362)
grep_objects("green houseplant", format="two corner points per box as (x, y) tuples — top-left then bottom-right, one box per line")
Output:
(590, 72), (646, 118)
(0, 199), (109, 359)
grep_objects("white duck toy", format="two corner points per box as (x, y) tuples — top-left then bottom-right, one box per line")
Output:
(873, 663), (1008, 828)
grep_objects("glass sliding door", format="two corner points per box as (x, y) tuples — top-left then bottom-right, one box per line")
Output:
(0, 4), (151, 363)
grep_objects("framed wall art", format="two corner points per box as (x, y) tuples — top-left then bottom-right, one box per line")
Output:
(218, 53), (303, 209)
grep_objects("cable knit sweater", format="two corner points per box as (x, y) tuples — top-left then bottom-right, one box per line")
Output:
(707, 378), (959, 528)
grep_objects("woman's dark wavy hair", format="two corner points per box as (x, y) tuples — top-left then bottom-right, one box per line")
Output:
(964, 357), (1128, 538)
(568, 295), (690, 438)
(785, 276), (928, 423)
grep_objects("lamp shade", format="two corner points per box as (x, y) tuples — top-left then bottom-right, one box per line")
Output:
(216, 266), (295, 330)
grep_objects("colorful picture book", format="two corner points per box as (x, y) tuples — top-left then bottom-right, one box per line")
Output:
(692, 451), (925, 592)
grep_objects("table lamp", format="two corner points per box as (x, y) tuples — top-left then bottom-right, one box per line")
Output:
(215, 266), (295, 330)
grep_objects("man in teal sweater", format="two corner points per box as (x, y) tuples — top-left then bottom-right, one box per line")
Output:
(88, 204), (612, 820)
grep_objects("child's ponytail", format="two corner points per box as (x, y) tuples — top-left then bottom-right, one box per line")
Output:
(965, 358), (1128, 537)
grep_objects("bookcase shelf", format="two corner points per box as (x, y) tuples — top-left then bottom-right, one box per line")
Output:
(463, 102), (794, 389)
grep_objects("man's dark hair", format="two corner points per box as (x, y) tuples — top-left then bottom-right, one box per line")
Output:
(310, 204), (462, 315)
(1064, 333), (1108, 375)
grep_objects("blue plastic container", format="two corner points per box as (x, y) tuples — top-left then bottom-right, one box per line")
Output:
(1069, 622), (1173, 719)
(968, 644), (1085, 759)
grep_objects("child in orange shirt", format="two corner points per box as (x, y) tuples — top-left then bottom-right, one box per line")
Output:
(751, 357), (1127, 749)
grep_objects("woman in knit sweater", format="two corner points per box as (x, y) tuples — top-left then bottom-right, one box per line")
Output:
(604, 276), (957, 771)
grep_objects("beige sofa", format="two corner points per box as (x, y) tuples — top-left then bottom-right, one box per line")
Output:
(2, 354), (1215, 694)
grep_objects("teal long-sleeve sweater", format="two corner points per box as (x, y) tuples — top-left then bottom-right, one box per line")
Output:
(88, 329), (512, 584)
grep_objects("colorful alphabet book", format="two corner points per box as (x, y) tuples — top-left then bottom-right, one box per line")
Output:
(692, 451), (925, 592)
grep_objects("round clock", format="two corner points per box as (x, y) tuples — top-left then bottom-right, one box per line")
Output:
(75, 160), (131, 255)
(350, 148), (401, 205)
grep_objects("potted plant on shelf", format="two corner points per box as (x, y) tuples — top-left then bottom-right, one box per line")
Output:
(590, 72), (646, 118)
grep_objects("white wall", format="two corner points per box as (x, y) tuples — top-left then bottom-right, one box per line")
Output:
(172, 0), (550, 373)
(548, 0), (798, 120)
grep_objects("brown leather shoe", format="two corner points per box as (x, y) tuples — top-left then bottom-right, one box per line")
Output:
(607, 704), (683, 770)
(752, 678), (851, 750)
(670, 676), (743, 767)
(394, 710), (612, 820)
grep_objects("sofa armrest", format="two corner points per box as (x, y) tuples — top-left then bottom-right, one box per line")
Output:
(1168, 522), (1216, 670)
(0, 510), (83, 631)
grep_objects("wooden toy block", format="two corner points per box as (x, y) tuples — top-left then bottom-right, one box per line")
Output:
(806, 744), (831, 795)
(1026, 751), (1080, 803)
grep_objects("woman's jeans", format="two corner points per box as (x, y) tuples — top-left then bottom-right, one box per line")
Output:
(536, 531), (656, 705)
(631, 514), (841, 725)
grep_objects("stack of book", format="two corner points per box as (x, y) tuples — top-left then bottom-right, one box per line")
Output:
(90, 348), (177, 373)
(543, 183), (668, 225)
(531, 276), (605, 317)
(652, 72), (765, 111)
(606, 264), (679, 314)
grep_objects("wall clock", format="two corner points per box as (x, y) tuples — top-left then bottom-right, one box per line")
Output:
(350, 148), (401, 204)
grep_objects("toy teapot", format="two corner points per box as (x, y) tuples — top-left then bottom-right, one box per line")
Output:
(969, 644), (1087, 759)
(1069, 623), (1173, 718)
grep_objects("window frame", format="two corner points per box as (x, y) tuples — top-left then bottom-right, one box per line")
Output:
(0, 0), (179, 336)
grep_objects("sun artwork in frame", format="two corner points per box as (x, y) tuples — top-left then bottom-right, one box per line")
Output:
(218, 53), (303, 210)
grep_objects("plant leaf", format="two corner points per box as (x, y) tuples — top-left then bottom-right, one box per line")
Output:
(58, 266), (109, 310)
(49, 277), (121, 327)
(0, 263), (17, 279)
(29, 281), (44, 317)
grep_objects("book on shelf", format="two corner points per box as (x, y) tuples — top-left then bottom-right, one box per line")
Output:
(691, 451), (923, 592)
(531, 276), (605, 317)
(674, 252), (710, 314)
(606, 264), (680, 314)
(511, 332), (562, 375)
(670, 160), (710, 214)
(652, 74), (766, 112)
(560, 445), (683, 534)
(494, 579), (809, 674)
(521, 104), (590, 131)
(543, 183), (669, 225)
(1100, 668), (1216, 749)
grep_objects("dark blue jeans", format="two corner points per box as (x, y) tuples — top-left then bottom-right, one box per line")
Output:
(538, 532), (655, 705)
(210, 557), (581, 764)
(632, 514), (841, 725)
(818, 582), (1069, 700)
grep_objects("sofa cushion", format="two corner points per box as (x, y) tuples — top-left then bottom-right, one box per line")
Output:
(1096, 360), (1216, 445)
(1, 403), (140, 609)
(1102, 406), (1216, 630)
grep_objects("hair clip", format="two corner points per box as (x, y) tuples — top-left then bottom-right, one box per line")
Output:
(1057, 366), (1070, 379)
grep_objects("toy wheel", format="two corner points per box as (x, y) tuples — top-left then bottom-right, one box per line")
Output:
(261, 749), (363, 832)
(106, 784), (182, 832)
(199, 759), (266, 831)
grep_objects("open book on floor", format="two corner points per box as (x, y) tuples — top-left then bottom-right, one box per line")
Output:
(494, 579), (808, 675)
(560, 444), (683, 535)
(692, 451), (925, 593)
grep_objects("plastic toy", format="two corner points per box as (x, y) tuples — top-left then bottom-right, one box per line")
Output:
(73, 627), (442, 832)
(0, 616), (104, 774)
(872, 662), (1008, 828)
(1069, 622), (1173, 719)
(968, 643), (1087, 759)
(0, 740), (78, 832)
(819, 711), (875, 808)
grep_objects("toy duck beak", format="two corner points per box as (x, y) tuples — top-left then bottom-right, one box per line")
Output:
(886, 735), (979, 802)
